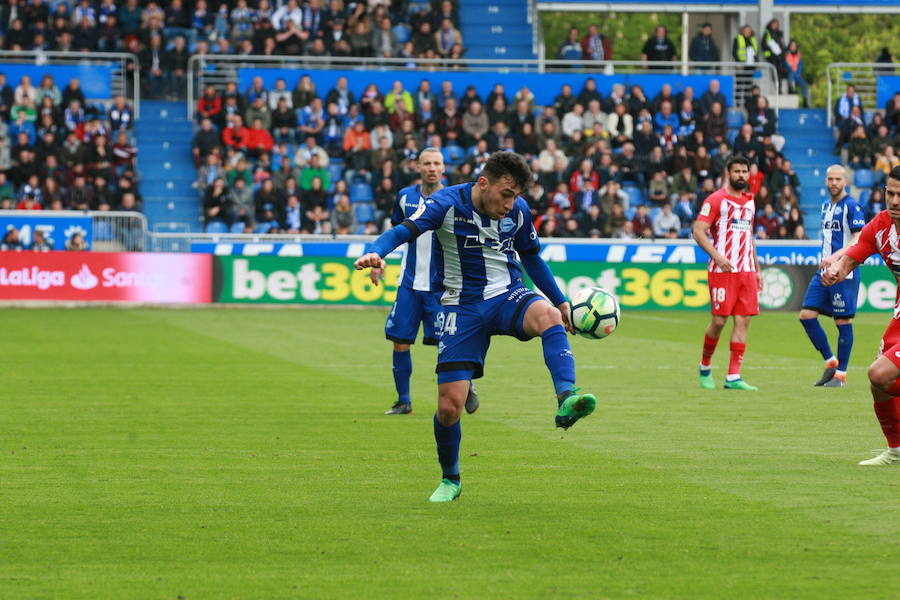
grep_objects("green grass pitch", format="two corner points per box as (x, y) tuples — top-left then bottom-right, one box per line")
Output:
(2, 307), (898, 599)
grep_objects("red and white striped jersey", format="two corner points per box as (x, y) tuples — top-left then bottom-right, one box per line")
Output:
(845, 211), (900, 313)
(697, 188), (757, 273)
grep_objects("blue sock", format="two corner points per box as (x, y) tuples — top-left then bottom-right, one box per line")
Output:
(800, 318), (834, 361)
(541, 324), (576, 396)
(433, 414), (461, 480)
(837, 323), (854, 372)
(392, 350), (412, 404)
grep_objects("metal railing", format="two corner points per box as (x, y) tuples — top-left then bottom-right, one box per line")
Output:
(0, 210), (147, 251)
(186, 54), (778, 118)
(0, 51), (140, 117)
(148, 231), (371, 253)
(826, 62), (898, 127)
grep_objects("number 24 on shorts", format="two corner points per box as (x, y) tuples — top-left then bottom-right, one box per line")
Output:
(435, 311), (458, 336)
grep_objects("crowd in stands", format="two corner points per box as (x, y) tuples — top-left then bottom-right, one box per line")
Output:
(193, 68), (813, 240)
(0, 0), (466, 100)
(833, 86), (900, 219)
(0, 69), (139, 250)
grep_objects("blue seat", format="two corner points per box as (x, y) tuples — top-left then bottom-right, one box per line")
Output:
(624, 186), (644, 208)
(727, 110), (745, 129)
(230, 222), (246, 233)
(205, 221), (228, 234)
(350, 182), (374, 203)
(625, 207), (637, 220)
(328, 163), (345, 183)
(649, 206), (662, 221)
(355, 203), (376, 223)
(858, 189), (871, 207)
(392, 24), (410, 44)
(254, 222), (272, 234)
(854, 168), (875, 188)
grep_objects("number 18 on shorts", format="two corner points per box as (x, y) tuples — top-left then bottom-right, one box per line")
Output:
(707, 272), (760, 316)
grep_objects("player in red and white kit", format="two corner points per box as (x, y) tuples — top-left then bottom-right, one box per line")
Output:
(692, 156), (763, 390)
(822, 166), (900, 465)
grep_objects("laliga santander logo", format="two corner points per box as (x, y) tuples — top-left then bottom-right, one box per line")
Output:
(70, 264), (99, 290)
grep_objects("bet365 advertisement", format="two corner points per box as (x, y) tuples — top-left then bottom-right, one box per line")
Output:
(0, 252), (212, 302)
(212, 256), (898, 312)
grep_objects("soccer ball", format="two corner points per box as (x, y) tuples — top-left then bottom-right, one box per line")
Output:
(569, 286), (621, 340)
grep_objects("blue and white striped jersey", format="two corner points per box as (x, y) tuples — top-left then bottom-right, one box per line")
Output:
(407, 182), (540, 305)
(820, 195), (865, 279)
(393, 184), (437, 292)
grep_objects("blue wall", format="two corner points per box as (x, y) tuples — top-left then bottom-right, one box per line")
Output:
(0, 64), (113, 98)
(237, 68), (734, 108)
(877, 76), (900, 109)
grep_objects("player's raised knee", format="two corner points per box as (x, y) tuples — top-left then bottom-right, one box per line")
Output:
(868, 362), (896, 391)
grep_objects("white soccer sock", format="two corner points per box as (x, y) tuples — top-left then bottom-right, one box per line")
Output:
(725, 374), (740, 382)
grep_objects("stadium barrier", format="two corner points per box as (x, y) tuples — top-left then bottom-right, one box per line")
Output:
(0, 250), (894, 311)
(0, 210), (147, 252)
(186, 55), (777, 118)
(0, 51), (141, 116)
(826, 61), (899, 127)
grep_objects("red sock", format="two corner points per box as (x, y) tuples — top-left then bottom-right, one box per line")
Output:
(874, 398), (900, 447)
(701, 334), (719, 368)
(728, 342), (746, 377)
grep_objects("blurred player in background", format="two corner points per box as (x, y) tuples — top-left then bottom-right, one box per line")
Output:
(374, 148), (478, 416)
(692, 156), (762, 390)
(356, 152), (596, 502)
(822, 166), (900, 465)
(799, 165), (865, 387)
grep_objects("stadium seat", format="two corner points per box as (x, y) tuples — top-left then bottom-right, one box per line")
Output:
(350, 182), (374, 203)
(727, 110), (745, 129)
(205, 221), (228, 234)
(230, 222), (245, 234)
(623, 186), (644, 208)
(854, 169), (875, 189)
(327, 163), (345, 184)
(254, 222), (272, 234)
(392, 24), (410, 44)
(625, 207), (637, 220)
(858, 189), (871, 207)
(355, 203), (376, 224)
(649, 206), (662, 221)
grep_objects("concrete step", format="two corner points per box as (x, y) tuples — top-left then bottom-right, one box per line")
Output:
(464, 24), (532, 38)
(465, 44), (534, 59)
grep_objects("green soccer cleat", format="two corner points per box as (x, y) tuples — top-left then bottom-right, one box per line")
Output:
(723, 379), (758, 391)
(428, 478), (462, 502)
(555, 388), (597, 430)
(858, 449), (900, 466)
(699, 369), (715, 389)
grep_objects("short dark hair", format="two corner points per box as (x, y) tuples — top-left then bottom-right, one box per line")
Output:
(725, 156), (751, 172)
(482, 151), (531, 192)
(889, 165), (900, 183)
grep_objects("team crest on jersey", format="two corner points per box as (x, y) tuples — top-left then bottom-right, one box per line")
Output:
(410, 201), (427, 220)
(499, 217), (516, 233)
(700, 202), (711, 217)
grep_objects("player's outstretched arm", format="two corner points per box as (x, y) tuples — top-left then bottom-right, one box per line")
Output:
(354, 224), (416, 282)
(821, 255), (860, 286)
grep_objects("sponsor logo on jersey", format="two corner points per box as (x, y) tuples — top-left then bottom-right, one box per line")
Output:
(729, 218), (752, 232)
(410, 202), (427, 220)
(700, 202), (711, 217)
(499, 217), (516, 233)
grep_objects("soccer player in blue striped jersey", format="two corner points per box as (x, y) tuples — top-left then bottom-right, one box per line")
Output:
(376, 149), (478, 415)
(799, 165), (866, 387)
(355, 151), (596, 502)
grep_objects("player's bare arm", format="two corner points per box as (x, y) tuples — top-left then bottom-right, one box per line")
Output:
(821, 255), (860, 286)
(820, 231), (861, 270)
(692, 219), (734, 272)
(752, 237), (763, 291)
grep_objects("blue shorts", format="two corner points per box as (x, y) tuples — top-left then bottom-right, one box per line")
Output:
(435, 285), (543, 383)
(802, 273), (860, 318)
(385, 286), (442, 345)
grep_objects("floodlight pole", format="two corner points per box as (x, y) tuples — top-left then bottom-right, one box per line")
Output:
(758, 0), (774, 36)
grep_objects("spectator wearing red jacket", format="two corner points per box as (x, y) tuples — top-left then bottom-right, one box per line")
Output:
(581, 24), (612, 61)
(222, 115), (250, 151)
(196, 84), (222, 123)
(245, 118), (275, 157)
(756, 202), (780, 239)
(569, 159), (600, 194)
